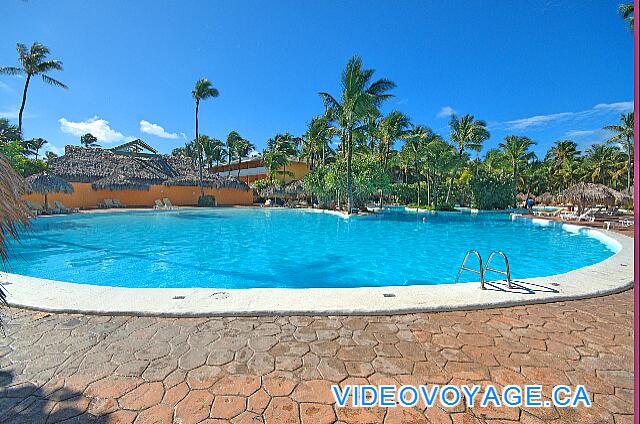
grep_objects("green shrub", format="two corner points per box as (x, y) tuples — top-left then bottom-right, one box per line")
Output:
(468, 169), (512, 209)
(197, 195), (216, 207)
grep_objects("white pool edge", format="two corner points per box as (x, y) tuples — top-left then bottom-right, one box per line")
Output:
(2, 219), (634, 317)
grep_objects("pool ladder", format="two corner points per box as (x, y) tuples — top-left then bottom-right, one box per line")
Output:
(455, 250), (512, 289)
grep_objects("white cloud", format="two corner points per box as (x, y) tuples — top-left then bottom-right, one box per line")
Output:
(45, 144), (64, 156)
(0, 81), (13, 93)
(0, 108), (18, 119)
(437, 106), (456, 118)
(564, 129), (596, 138)
(504, 100), (633, 130)
(58, 116), (125, 142)
(592, 101), (633, 112)
(139, 120), (179, 139)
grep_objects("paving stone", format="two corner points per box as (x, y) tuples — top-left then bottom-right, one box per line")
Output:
(118, 382), (164, 410)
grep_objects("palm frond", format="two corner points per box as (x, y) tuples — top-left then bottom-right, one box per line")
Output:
(37, 59), (63, 72)
(41, 74), (68, 89)
(0, 66), (23, 75)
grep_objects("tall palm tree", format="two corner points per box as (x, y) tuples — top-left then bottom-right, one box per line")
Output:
(234, 137), (256, 180)
(192, 78), (219, 195)
(546, 140), (580, 192)
(202, 137), (225, 169)
(499, 135), (537, 206)
(585, 143), (624, 185)
(604, 112), (634, 190)
(378, 111), (411, 170)
(446, 114), (489, 203)
(0, 42), (68, 133)
(319, 55), (395, 213)
(403, 125), (441, 207)
(25, 137), (47, 160)
(618, 3), (634, 31)
(302, 116), (334, 169)
(225, 131), (242, 176)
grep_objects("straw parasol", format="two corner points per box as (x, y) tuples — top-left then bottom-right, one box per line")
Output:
(537, 192), (555, 205)
(26, 172), (74, 209)
(610, 187), (633, 205)
(561, 182), (614, 212)
(0, 155), (30, 264)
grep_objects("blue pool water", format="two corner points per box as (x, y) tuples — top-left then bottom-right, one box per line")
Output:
(7, 208), (617, 289)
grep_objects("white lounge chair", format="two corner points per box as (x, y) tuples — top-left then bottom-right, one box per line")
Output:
(154, 199), (166, 209)
(54, 200), (79, 214)
(162, 198), (176, 209)
(112, 199), (125, 208)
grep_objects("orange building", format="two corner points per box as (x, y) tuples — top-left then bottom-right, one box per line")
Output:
(23, 140), (253, 209)
(210, 156), (310, 184)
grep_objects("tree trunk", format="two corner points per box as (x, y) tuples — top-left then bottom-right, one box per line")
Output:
(17, 74), (31, 134)
(195, 100), (204, 197)
(445, 149), (462, 204)
(627, 138), (631, 190)
(513, 162), (518, 208)
(347, 129), (354, 214)
(415, 155), (420, 207)
(237, 158), (242, 178)
(426, 172), (431, 207)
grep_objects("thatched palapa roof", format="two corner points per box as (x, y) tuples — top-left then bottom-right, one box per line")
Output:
(26, 172), (74, 194)
(536, 192), (555, 205)
(42, 146), (249, 192)
(561, 182), (615, 207)
(1, 155), (30, 263)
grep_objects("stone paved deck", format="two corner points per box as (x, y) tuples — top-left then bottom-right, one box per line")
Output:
(0, 290), (634, 423)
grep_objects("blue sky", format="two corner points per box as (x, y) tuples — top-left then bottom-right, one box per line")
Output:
(1, 0), (634, 158)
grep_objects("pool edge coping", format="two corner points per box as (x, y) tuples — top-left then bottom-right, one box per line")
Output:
(2, 218), (634, 317)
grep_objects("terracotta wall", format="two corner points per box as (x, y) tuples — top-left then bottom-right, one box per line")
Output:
(23, 183), (254, 209)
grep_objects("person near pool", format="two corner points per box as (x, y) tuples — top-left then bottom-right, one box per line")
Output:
(526, 196), (534, 213)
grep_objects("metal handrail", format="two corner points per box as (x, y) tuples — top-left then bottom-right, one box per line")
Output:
(455, 250), (485, 289)
(484, 250), (512, 288)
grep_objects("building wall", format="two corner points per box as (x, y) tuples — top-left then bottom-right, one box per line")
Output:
(23, 182), (254, 209)
(212, 159), (310, 184)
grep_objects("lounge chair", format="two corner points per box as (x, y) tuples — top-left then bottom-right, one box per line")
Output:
(576, 208), (598, 222)
(154, 199), (166, 209)
(25, 200), (45, 215)
(54, 200), (79, 213)
(533, 208), (563, 218)
(162, 198), (176, 209)
(112, 199), (125, 208)
(100, 198), (115, 208)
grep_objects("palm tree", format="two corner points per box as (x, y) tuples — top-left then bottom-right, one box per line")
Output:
(604, 112), (634, 190)
(202, 137), (225, 169)
(446, 114), (489, 203)
(0, 118), (21, 144)
(546, 140), (580, 192)
(263, 149), (289, 184)
(80, 133), (99, 148)
(192, 78), (219, 195)
(585, 143), (624, 185)
(619, 3), (634, 31)
(234, 137), (255, 180)
(319, 55), (395, 213)
(225, 131), (242, 176)
(403, 125), (441, 207)
(302, 116), (334, 169)
(378, 111), (411, 170)
(0, 42), (68, 133)
(26, 137), (47, 160)
(499, 135), (537, 206)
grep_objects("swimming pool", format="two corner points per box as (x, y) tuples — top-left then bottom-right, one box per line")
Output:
(8, 208), (617, 289)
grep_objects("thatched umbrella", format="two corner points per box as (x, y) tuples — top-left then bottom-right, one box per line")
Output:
(537, 192), (555, 205)
(561, 182), (614, 212)
(517, 192), (527, 202)
(26, 172), (74, 209)
(610, 187), (633, 205)
(0, 156), (30, 264)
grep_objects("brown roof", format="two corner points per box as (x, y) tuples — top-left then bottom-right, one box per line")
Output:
(44, 146), (249, 191)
